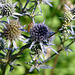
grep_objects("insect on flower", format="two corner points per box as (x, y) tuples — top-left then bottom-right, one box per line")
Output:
(27, 21), (34, 32)
(23, 21), (59, 55)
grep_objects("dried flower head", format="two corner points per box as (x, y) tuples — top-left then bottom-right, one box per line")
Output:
(0, 19), (25, 49)
(2, 20), (21, 40)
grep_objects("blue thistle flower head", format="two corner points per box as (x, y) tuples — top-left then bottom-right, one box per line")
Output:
(30, 23), (49, 42)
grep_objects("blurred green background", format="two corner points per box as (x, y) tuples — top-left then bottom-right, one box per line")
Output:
(0, 0), (75, 75)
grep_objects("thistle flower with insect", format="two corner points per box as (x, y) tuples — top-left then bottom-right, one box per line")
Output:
(23, 21), (59, 55)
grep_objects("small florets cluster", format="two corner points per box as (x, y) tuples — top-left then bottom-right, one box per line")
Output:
(30, 24), (48, 42)
(2, 20), (21, 41)
(64, 4), (75, 21)
(64, 11), (73, 23)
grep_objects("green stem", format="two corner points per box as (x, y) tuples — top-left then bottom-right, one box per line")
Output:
(9, 43), (31, 62)
(48, 28), (61, 38)
(2, 41), (13, 75)
(1, 42), (31, 75)
(2, 63), (8, 75)
(50, 55), (59, 75)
